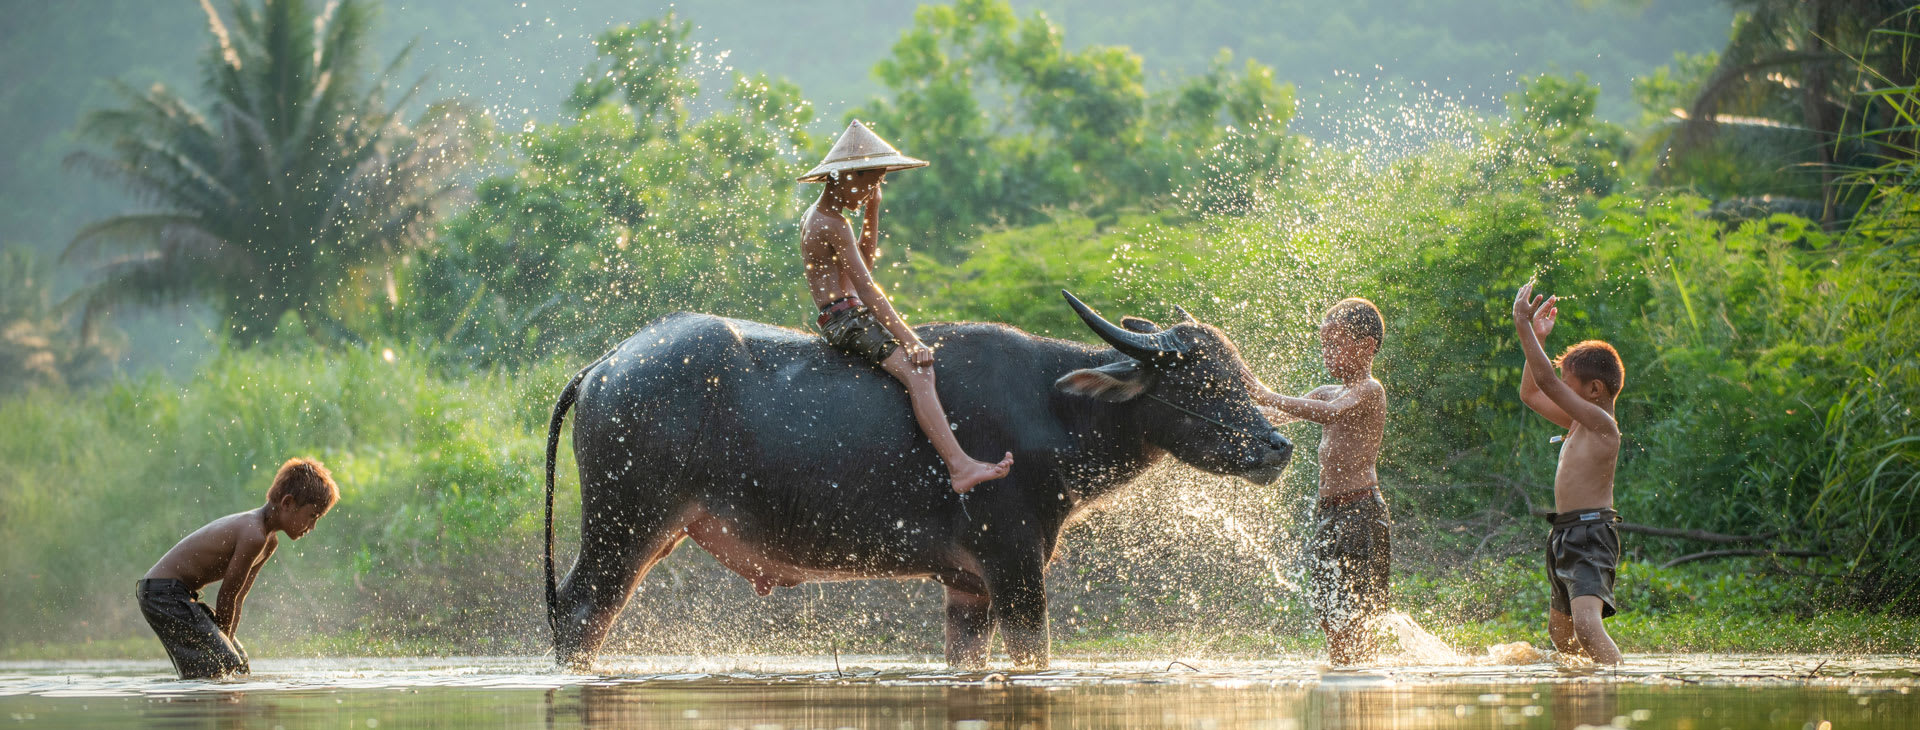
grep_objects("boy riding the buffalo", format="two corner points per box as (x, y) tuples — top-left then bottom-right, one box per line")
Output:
(798, 120), (1014, 494)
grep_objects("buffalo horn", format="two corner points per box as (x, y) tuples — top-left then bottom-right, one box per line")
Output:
(1062, 290), (1187, 362)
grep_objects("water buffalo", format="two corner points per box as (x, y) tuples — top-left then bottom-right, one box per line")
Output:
(544, 292), (1292, 669)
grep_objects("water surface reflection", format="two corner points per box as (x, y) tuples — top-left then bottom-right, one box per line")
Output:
(0, 655), (1913, 729)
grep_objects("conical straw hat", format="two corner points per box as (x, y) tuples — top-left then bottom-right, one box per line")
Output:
(798, 120), (928, 183)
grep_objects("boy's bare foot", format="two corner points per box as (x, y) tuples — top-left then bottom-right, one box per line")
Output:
(950, 452), (1014, 494)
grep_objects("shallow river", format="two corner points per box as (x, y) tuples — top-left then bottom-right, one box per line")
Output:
(1, 655), (1914, 728)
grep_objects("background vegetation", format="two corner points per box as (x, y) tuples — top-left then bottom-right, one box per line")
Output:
(1, 0), (1914, 658)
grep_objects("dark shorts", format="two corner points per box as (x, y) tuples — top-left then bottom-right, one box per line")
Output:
(818, 304), (900, 364)
(1309, 489), (1392, 632)
(137, 578), (249, 679)
(1545, 509), (1622, 617)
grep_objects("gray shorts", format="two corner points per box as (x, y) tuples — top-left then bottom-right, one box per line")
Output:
(1545, 509), (1622, 617)
(137, 578), (249, 679)
(1309, 489), (1392, 632)
(818, 305), (900, 364)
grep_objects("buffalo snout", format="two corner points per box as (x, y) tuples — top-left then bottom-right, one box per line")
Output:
(1244, 429), (1293, 484)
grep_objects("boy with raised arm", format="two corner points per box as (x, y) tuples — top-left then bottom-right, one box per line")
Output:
(138, 458), (338, 679)
(1253, 298), (1390, 665)
(1512, 281), (1625, 665)
(798, 120), (1013, 494)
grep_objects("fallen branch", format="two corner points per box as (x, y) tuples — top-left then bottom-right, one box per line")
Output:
(1526, 509), (1776, 544)
(1660, 549), (1829, 569)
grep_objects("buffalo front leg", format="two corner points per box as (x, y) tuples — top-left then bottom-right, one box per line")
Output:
(943, 588), (994, 670)
(553, 505), (686, 669)
(988, 563), (1050, 669)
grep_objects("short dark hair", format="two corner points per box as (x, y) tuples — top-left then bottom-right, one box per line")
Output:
(268, 458), (338, 508)
(1558, 340), (1623, 396)
(1323, 297), (1384, 346)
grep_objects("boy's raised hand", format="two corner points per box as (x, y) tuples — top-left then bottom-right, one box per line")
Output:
(1512, 280), (1547, 324)
(1531, 295), (1559, 339)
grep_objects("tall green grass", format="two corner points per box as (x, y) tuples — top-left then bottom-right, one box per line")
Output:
(0, 338), (575, 649)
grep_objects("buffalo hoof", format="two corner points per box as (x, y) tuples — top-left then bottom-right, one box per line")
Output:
(555, 647), (596, 673)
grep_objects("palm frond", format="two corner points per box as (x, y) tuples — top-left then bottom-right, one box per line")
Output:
(62, 213), (205, 263)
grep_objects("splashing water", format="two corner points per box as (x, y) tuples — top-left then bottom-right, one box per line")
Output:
(1372, 611), (1548, 667)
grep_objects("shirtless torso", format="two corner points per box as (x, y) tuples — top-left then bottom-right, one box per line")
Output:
(144, 510), (278, 591)
(1301, 379), (1387, 498)
(1551, 418), (1619, 512)
(801, 202), (878, 308)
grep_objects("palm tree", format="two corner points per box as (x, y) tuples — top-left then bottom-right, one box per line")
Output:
(1665, 0), (1917, 221)
(64, 0), (477, 343)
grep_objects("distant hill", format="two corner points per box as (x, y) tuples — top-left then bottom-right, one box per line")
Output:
(0, 0), (1730, 261)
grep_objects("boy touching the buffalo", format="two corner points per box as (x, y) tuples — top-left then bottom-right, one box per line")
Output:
(798, 120), (1013, 494)
(138, 458), (337, 679)
(1512, 281), (1625, 664)
(1252, 298), (1391, 665)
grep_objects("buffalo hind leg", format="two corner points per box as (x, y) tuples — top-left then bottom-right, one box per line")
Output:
(553, 508), (687, 669)
(943, 588), (994, 670)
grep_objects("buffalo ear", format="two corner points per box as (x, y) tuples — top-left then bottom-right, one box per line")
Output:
(1120, 316), (1161, 333)
(1054, 359), (1154, 402)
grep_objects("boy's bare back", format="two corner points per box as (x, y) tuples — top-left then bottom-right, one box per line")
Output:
(144, 510), (277, 592)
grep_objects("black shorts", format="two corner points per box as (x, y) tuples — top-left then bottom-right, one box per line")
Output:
(818, 305), (900, 364)
(1309, 489), (1392, 631)
(137, 578), (249, 679)
(1545, 509), (1622, 617)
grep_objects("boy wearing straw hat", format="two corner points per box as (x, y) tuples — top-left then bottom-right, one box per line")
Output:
(799, 120), (1014, 494)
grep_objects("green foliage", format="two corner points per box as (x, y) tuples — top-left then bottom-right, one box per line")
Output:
(852, 0), (1302, 259)
(903, 213), (1207, 337)
(398, 13), (816, 364)
(62, 0), (482, 344)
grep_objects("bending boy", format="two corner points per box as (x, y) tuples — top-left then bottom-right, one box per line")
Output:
(1253, 298), (1390, 665)
(798, 120), (1013, 493)
(138, 458), (337, 678)
(1513, 281), (1625, 664)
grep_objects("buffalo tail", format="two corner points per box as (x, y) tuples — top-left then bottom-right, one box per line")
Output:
(544, 364), (593, 644)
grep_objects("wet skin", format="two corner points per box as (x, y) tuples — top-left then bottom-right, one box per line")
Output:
(1514, 282), (1623, 665)
(800, 170), (1012, 493)
(544, 302), (1292, 670)
(144, 497), (330, 636)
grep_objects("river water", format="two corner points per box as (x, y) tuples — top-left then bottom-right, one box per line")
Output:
(1, 654), (1914, 728)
